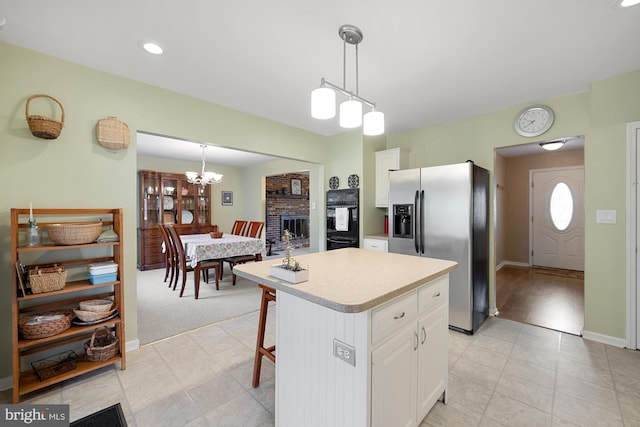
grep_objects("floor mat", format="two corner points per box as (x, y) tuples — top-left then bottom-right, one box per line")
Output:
(71, 403), (127, 427)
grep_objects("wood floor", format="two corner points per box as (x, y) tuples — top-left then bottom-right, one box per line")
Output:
(495, 265), (584, 336)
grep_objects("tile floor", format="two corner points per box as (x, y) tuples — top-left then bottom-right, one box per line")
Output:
(3, 312), (640, 426)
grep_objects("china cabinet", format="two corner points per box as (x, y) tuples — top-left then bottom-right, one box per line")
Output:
(10, 208), (125, 403)
(137, 170), (217, 270)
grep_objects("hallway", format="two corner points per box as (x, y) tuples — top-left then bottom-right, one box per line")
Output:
(495, 265), (584, 336)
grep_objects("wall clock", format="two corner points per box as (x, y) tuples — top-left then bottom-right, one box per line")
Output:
(514, 105), (555, 137)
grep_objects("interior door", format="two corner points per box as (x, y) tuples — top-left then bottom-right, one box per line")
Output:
(531, 167), (585, 270)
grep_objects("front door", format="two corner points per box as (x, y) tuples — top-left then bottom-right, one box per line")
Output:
(531, 167), (585, 270)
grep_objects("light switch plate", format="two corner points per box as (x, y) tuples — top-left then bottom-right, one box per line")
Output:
(596, 210), (617, 224)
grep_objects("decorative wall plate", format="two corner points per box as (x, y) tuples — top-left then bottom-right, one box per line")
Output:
(348, 174), (360, 189)
(329, 176), (339, 189)
(163, 196), (174, 210)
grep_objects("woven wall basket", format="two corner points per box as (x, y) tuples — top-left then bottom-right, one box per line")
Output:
(96, 116), (130, 150)
(25, 94), (65, 140)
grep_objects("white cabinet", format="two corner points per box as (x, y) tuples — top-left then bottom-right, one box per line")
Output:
(375, 148), (408, 208)
(271, 270), (450, 427)
(417, 306), (448, 419)
(364, 237), (388, 252)
(371, 276), (448, 427)
(372, 324), (417, 427)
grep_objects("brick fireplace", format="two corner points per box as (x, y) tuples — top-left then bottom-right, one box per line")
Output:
(266, 173), (310, 252)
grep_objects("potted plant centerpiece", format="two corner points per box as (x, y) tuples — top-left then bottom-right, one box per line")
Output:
(269, 230), (309, 283)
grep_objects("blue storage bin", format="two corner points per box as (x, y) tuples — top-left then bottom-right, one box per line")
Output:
(88, 272), (117, 285)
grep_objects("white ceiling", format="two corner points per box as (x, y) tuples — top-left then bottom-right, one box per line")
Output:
(136, 132), (278, 167)
(1, 1), (637, 164)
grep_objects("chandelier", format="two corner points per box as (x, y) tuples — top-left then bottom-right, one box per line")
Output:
(186, 144), (223, 187)
(311, 24), (385, 136)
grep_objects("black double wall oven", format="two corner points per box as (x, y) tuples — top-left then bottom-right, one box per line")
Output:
(326, 188), (359, 250)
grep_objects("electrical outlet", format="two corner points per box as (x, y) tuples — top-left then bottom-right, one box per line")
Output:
(333, 338), (356, 366)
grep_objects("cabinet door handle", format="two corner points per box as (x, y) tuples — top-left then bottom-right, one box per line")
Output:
(421, 325), (426, 345)
(433, 292), (441, 298)
(414, 331), (419, 350)
(394, 312), (405, 320)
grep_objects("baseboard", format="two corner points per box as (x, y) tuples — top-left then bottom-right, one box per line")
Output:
(496, 260), (529, 271)
(0, 375), (11, 392)
(582, 330), (627, 348)
(126, 338), (140, 352)
(0, 339), (141, 392)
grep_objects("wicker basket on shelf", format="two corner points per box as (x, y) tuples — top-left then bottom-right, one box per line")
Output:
(96, 116), (130, 150)
(28, 265), (67, 294)
(19, 309), (73, 339)
(46, 222), (102, 245)
(25, 94), (65, 140)
(84, 327), (119, 362)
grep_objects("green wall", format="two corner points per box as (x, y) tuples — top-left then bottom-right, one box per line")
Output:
(0, 42), (328, 381)
(387, 71), (640, 340)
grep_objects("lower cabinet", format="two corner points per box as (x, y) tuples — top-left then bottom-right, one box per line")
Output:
(371, 324), (417, 427)
(363, 237), (388, 252)
(417, 306), (448, 419)
(371, 276), (448, 427)
(274, 274), (449, 427)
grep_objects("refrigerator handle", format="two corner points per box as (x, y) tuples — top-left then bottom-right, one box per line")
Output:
(420, 190), (425, 254)
(414, 190), (420, 254)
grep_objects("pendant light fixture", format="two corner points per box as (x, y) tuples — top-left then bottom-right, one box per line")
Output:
(311, 25), (385, 136)
(186, 144), (223, 187)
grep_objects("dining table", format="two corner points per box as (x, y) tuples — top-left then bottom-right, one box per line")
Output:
(181, 233), (265, 268)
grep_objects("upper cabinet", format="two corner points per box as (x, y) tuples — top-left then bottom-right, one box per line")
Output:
(375, 148), (408, 208)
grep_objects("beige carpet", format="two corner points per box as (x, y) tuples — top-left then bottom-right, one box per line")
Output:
(136, 266), (263, 345)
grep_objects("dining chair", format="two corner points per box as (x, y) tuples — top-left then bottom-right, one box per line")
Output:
(243, 221), (265, 239)
(223, 221), (265, 286)
(231, 220), (248, 236)
(166, 225), (219, 298)
(157, 224), (176, 286)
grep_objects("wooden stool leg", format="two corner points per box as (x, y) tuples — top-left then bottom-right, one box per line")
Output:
(252, 285), (276, 388)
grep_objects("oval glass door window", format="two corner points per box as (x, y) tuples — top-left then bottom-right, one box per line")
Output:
(550, 182), (573, 231)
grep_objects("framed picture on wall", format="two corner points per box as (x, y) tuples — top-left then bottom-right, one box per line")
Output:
(291, 178), (301, 195)
(222, 191), (233, 206)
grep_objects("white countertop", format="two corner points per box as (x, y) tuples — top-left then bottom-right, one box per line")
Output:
(233, 248), (457, 313)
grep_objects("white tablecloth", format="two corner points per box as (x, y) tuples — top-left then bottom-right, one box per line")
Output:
(181, 234), (265, 267)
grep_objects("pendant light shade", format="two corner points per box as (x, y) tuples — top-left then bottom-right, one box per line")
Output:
(363, 110), (385, 136)
(311, 87), (336, 119)
(311, 25), (385, 135)
(339, 99), (362, 128)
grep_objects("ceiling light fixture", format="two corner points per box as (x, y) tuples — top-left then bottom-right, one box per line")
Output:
(311, 25), (384, 136)
(138, 40), (163, 55)
(186, 145), (223, 187)
(540, 138), (566, 151)
(615, 0), (640, 7)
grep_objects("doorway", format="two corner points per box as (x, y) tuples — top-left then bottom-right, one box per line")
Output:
(494, 138), (585, 335)
(530, 166), (585, 270)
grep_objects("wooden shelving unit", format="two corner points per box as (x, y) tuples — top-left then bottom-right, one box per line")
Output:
(10, 208), (126, 403)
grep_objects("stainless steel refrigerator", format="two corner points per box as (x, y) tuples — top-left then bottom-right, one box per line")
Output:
(388, 161), (489, 334)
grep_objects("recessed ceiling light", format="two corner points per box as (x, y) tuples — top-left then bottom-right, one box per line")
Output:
(138, 40), (164, 55)
(613, 0), (640, 8)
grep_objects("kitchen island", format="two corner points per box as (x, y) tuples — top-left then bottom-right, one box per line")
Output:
(234, 248), (457, 427)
